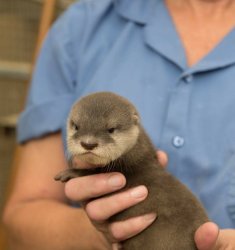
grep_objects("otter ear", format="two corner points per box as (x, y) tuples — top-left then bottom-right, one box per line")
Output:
(133, 112), (140, 125)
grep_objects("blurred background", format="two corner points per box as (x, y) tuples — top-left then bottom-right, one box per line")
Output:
(0, 0), (75, 248)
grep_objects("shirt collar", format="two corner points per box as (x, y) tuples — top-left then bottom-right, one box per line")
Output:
(113, 0), (157, 25)
(144, 0), (188, 70)
(114, 0), (235, 72)
(114, 0), (187, 69)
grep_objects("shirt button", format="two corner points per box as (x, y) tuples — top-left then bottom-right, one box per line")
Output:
(172, 136), (185, 148)
(184, 74), (193, 83)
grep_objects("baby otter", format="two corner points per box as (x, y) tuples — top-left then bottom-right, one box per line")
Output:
(55, 92), (209, 250)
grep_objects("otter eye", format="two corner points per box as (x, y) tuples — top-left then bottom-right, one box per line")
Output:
(108, 127), (115, 134)
(71, 121), (79, 131)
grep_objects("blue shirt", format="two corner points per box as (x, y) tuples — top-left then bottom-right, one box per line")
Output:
(17, 0), (235, 229)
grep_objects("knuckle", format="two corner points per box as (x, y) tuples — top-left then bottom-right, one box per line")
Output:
(109, 224), (125, 242)
(86, 174), (114, 198)
(85, 201), (106, 221)
(64, 179), (79, 200)
(90, 179), (107, 197)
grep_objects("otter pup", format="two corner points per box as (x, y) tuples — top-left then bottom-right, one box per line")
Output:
(55, 92), (209, 250)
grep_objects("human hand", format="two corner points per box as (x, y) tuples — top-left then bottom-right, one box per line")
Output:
(195, 222), (235, 250)
(156, 152), (235, 250)
(155, 152), (235, 250)
(64, 151), (167, 249)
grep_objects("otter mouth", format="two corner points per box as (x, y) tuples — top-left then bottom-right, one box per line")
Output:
(72, 153), (110, 168)
(81, 152), (97, 156)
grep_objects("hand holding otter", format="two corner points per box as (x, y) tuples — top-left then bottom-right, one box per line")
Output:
(64, 151), (166, 249)
(65, 152), (235, 250)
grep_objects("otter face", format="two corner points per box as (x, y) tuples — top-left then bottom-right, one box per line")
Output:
(66, 92), (140, 166)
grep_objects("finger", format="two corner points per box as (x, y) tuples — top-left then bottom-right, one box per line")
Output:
(194, 222), (219, 250)
(65, 172), (126, 201)
(156, 150), (168, 168)
(214, 229), (235, 249)
(109, 213), (157, 242)
(85, 185), (148, 221)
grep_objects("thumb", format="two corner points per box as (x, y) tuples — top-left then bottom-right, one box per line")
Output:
(194, 222), (219, 250)
(156, 150), (168, 168)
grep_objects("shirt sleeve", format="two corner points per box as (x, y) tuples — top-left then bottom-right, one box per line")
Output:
(17, 2), (86, 143)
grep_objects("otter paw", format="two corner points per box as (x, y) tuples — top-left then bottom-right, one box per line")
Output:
(54, 169), (79, 182)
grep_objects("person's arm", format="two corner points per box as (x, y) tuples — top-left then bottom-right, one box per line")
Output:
(3, 133), (156, 250)
(3, 133), (109, 250)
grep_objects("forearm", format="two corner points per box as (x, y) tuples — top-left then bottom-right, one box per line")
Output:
(4, 199), (109, 250)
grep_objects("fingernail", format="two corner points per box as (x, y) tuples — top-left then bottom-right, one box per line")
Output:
(108, 174), (125, 188)
(130, 186), (148, 198)
(144, 213), (157, 222)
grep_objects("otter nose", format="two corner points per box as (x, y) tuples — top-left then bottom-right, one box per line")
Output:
(81, 141), (98, 150)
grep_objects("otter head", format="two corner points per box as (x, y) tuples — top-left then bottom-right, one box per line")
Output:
(67, 92), (140, 166)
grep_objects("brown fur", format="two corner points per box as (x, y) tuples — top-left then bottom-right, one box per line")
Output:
(55, 92), (209, 250)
